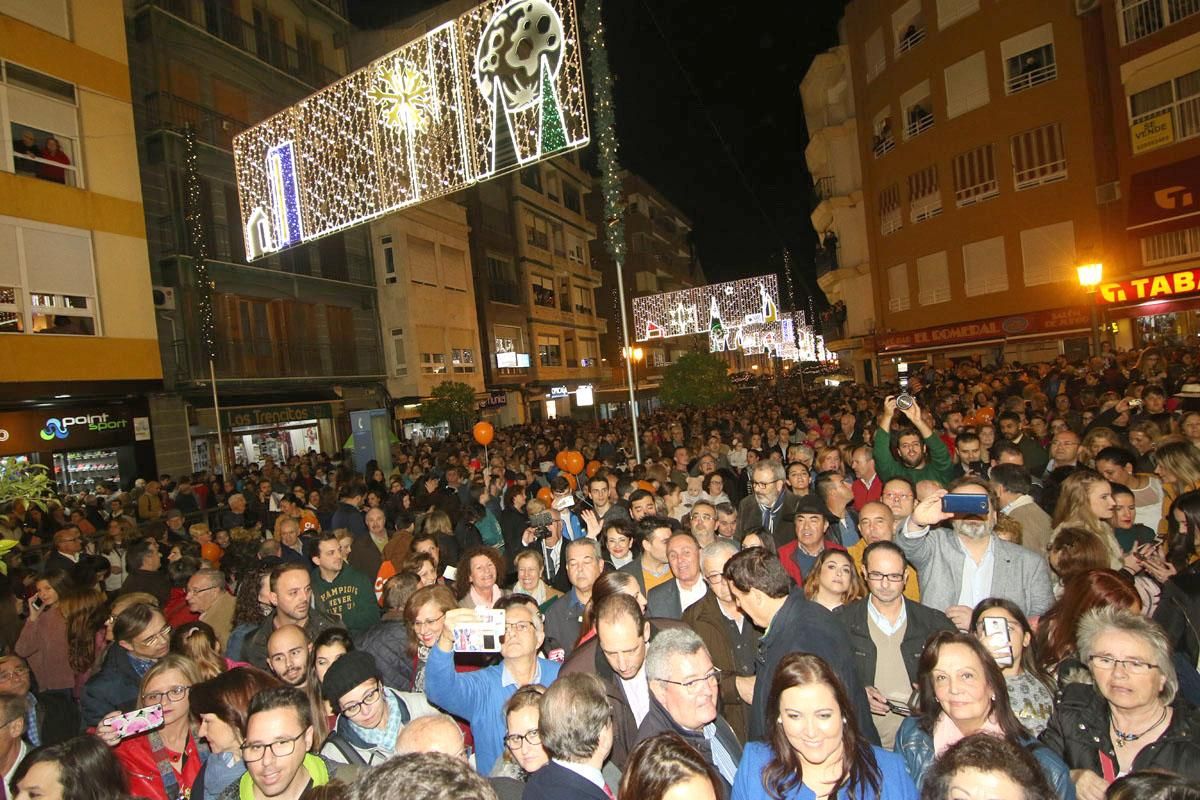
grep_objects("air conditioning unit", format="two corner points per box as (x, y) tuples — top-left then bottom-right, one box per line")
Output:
(1075, 0), (1100, 15)
(1095, 181), (1121, 205)
(152, 286), (176, 310)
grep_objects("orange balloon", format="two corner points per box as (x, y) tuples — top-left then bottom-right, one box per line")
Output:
(565, 451), (585, 475)
(564, 473), (577, 491)
(637, 480), (656, 493)
(536, 486), (554, 505)
(472, 421), (494, 446)
(555, 451), (571, 471)
(586, 460), (602, 478)
(977, 407), (995, 423)
(200, 542), (223, 564)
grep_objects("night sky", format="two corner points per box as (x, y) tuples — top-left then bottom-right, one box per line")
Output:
(351, 0), (847, 302)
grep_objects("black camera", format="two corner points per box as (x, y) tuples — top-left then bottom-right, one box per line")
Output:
(528, 511), (554, 540)
(533, 526), (552, 541)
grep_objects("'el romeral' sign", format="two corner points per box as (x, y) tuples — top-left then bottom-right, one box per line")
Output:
(233, 0), (589, 259)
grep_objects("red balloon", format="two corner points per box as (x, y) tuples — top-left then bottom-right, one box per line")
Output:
(586, 460), (602, 478)
(536, 486), (554, 505)
(565, 451), (585, 475)
(472, 421), (494, 446)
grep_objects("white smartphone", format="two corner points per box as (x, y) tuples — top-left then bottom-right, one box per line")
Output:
(982, 617), (1013, 668)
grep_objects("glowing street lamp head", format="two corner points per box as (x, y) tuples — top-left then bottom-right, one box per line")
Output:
(1077, 263), (1103, 288)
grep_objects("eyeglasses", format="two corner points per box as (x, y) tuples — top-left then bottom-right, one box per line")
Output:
(691, 513), (716, 522)
(412, 613), (445, 630)
(505, 621), (536, 635)
(704, 572), (725, 583)
(341, 686), (382, 717)
(185, 585), (219, 597)
(143, 685), (190, 705)
(241, 731), (307, 762)
(138, 624), (172, 647)
(0, 666), (29, 682)
(1088, 655), (1159, 675)
(866, 571), (906, 583)
(657, 668), (721, 694)
(504, 728), (542, 750)
(752, 480), (781, 489)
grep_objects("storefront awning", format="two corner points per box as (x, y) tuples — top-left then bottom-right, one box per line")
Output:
(876, 306), (1090, 354)
(1128, 154), (1200, 234)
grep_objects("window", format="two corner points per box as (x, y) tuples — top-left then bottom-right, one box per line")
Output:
(567, 234), (584, 262)
(4, 62), (81, 187)
(0, 216), (98, 336)
(873, 108), (896, 157)
(0, 1), (70, 38)
(963, 236), (1009, 296)
(537, 334), (561, 366)
(421, 352), (446, 374)
(952, 143), (999, 207)
(390, 327), (407, 376)
(408, 236), (437, 285)
(531, 273), (555, 307)
(440, 245), (467, 290)
(901, 81), (934, 139)
(1003, 25), (1057, 95)
(1011, 123), (1067, 190)
(917, 252), (951, 306)
(635, 271), (657, 293)
(944, 52), (989, 119)
(573, 285), (593, 315)
(520, 166), (542, 192)
(1129, 68), (1200, 151)
(1142, 225), (1200, 266)
(893, 0), (926, 56)
(908, 165), (942, 223)
(865, 29), (886, 82)
(887, 264), (911, 311)
(526, 215), (551, 250)
(937, 0), (979, 30)
(559, 277), (572, 312)
(1120, 0), (1200, 45)
(879, 183), (902, 236)
(487, 256), (519, 303)
(381, 235), (396, 285)
(452, 348), (475, 373)
(578, 338), (598, 367)
(494, 324), (525, 364)
(563, 183), (582, 213)
(1020, 221), (1076, 286)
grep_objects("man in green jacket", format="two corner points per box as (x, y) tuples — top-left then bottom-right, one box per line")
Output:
(872, 395), (954, 486)
(311, 530), (380, 636)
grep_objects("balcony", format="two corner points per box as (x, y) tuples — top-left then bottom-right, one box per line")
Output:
(489, 281), (521, 305)
(896, 25), (926, 56)
(1121, 0), (1200, 45)
(144, 92), (248, 150)
(311, 0), (348, 18)
(143, 0), (339, 89)
(873, 134), (896, 158)
(815, 244), (839, 277)
(910, 192), (943, 223)
(173, 337), (383, 383)
(1006, 61), (1057, 95)
(532, 285), (556, 308)
(881, 209), (903, 236)
(1131, 95), (1200, 152)
(904, 106), (934, 140)
(814, 176), (836, 201)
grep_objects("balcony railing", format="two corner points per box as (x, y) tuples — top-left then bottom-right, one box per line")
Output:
(1121, 0), (1200, 45)
(904, 108), (934, 140)
(145, 0), (340, 88)
(814, 176), (836, 201)
(310, 0), (348, 18)
(532, 285), (556, 308)
(173, 337), (383, 382)
(1006, 62), (1058, 95)
(955, 178), (999, 208)
(897, 25), (926, 56)
(873, 134), (896, 158)
(489, 280), (521, 305)
(144, 92), (248, 150)
(911, 193), (943, 223)
(1014, 159), (1068, 191)
(1131, 94), (1200, 151)
(881, 209), (903, 236)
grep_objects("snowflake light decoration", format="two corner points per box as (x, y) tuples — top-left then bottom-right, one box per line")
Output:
(370, 65), (433, 132)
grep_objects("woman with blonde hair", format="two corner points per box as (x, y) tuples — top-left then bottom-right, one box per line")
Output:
(802, 549), (865, 611)
(1051, 469), (1123, 570)
(1080, 427), (1121, 467)
(1154, 437), (1200, 539)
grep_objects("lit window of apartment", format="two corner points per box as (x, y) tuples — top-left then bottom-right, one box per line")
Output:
(952, 143), (999, 207)
(531, 273), (555, 308)
(1010, 123), (1067, 190)
(908, 165), (943, 223)
(917, 251), (951, 306)
(879, 183), (903, 236)
(872, 107), (896, 157)
(865, 29), (887, 82)
(420, 352), (446, 374)
(0, 216), (98, 336)
(390, 327), (407, 376)
(1128, 68), (1200, 153)
(887, 264), (911, 311)
(407, 236), (437, 285)
(901, 81), (934, 140)
(2, 62), (82, 188)
(1141, 225), (1200, 266)
(936, 0), (979, 30)
(579, 338), (598, 367)
(1003, 24), (1057, 95)
(451, 347), (475, 373)
(1020, 221), (1076, 286)
(945, 52), (989, 119)
(537, 334), (562, 366)
(1120, 0), (1200, 46)
(893, 0), (926, 57)
(963, 236), (1009, 296)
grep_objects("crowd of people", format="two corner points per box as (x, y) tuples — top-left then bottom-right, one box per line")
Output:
(1, 347), (1200, 800)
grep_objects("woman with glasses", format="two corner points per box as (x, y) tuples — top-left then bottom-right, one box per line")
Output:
(1041, 607), (1200, 798)
(491, 685), (549, 800)
(894, 631), (1072, 797)
(82, 603), (171, 727)
(14, 569), (75, 699)
(189, 667), (283, 800)
(403, 584), (462, 692)
(969, 599), (1055, 736)
(731, 652), (915, 800)
(109, 654), (204, 800)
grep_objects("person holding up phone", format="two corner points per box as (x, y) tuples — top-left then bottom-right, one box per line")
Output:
(14, 569), (74, 699)
(970, 599), (1056, 736)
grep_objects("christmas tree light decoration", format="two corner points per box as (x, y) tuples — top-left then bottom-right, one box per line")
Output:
(234, 0), (588, 259)
(632, 274), (780, 343)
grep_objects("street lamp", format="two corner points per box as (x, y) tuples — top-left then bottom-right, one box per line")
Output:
(622, 346), (644, 398)
(1077, 262), (1103, 357)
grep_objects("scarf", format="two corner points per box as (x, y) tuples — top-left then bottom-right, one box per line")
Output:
(932, 713), (1005, 756)
(351, 689), (404, 750)
(238, 754), (328, 800)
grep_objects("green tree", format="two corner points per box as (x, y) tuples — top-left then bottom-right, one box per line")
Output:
(420, 381), (479, 432)
(0, 458), (53, 510)
(659, 352), (734, 408)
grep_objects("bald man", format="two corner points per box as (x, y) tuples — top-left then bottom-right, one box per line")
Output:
(394, 714), (466, 760)
(266, 624), (311, 688)
(845, 502), (919, 601)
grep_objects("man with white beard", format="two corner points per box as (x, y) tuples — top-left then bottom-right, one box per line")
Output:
(897, 477), (1054, 629)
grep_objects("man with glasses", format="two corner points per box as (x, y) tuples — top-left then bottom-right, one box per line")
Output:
(635, 628), (741, 794)
(44, 526), (83, 576)
(683, 539), (759, 742)
(687, 500), (719, 548)
(647, 531), (707, 620)
(880, 477), (917, 524)
(186, 569), (235, 648)
(0, 655), (77, 747)
(425, 594), (560, 774)
(735, 461), (801, 546)
(846, 502), (920, 601)
(319, 651), (434, 766)
(225, 687), (334, 800)
(834, 541), (954, 748)
(0, 692), (27, 793)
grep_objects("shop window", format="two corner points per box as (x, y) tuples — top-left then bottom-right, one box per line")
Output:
(421, 352), (446, 374)
(907, 164), (942, 223)
(452, 348), (475, 373)
(538, 334), (561, 366)
(963, 236), (1009, 296)
(887, 264), (911, 311)
(1010, 122), (1067, 190)
(0, 216), (97, 336)
(1141, 225), (1200, 266)
(944, 52), (989, 119)
(1003, 24), (1057, 95)
(879, 183), (902, 236)
(390, 327), (407, 376)
(952, 143), (999, 207)
(1020, 220), (1076, 286)
(5, 61), (81, 187)
(408, 236), (437, 285)
(381, 235), (396, 284)
(531, 273), (555, 308)
(917, 251), (951, 306)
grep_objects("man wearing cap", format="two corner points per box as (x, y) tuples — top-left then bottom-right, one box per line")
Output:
(319, 650), (436, 766)
(163, 509), (188, 542)
(777, 494), (847, 585)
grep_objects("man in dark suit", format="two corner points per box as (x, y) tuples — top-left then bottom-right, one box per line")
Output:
(523, 672), (616, 800)
(735, 461), (801, 546)
(519, 505), (570, 593)
(646, 531), (708, 620)
(43, 526), (84, 577)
